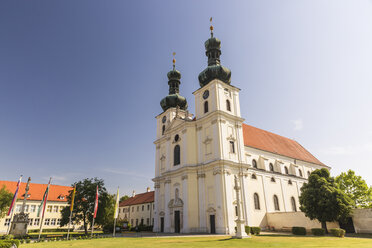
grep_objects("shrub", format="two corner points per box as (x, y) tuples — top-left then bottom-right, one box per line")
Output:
(25, 238), (31, 243)
(1, 235), (14, 240)
(250, 227), (261, 235)
(330, 228), (346, 238)
(292, 226), (306, 235)
(244, 226), (251, 235)
(0, 241), (13, 248)
(311, 228), (325, 236)
(0, 239), (20, 248)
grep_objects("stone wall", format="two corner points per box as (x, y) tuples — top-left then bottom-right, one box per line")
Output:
(352, 209), (372, 234)
(266, 212), (339, 231)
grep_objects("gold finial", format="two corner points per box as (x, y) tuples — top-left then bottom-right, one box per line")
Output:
(172, 52), (176, 70)
(210, 17), (214, 37)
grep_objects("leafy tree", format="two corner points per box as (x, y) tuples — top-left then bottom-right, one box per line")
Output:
(335, 170), (372, 208)
(120, 195), (130, 203)
(0, 186), (13, 218)
(299, 168), (353, 232)
(60, 178), (113, 235)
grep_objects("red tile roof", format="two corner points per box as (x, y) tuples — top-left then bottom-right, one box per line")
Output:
(119, 191), (154, 207)
(242, 124), (324, 166)
(0, 181), (72, 202)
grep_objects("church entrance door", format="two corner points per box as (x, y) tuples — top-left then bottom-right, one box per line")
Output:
(210, 215), (216, 234)
(174, 211), (180, 233)
(160, 217), (164, 232)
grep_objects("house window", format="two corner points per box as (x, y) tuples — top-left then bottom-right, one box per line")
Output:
(147, 205), (150, 211)
(226, 100), (231, 111)
(24, 205), (29, 212)
(47, 205), (52, 212)
(44, 218), (50, 226)
(137, 206), (139, 212)
(4, 219), (10, 226)
(30, 205), (36, 212)
(53, 206), (59, 213)
(57, 219), (61, 226)
(131, 219), (134, 226)
(15, 205), (21, 213)
(162, 125), (165, 135)
(174, 145), (180, 166)
(132, 207), (134, 212)
(34, 219), (40, 226)
(136, 219), (138, 226)
(29, 218), (33, 226)
(229, 141), (235, 153)
(252, 159), (257, 168)
(254, 193), (260, 210)
(142, 205), (144, 211)
(291, 197), (297, 212)
(273, 195), (280, 211)
(204, 101), (209, 113)
(141, 219), (144, 225)
(269, 163), (274, 172)
(284, 166), (289, 175)
(299, 169), (303, 177)
(51, 218), (56, 225)
(146, 218), (149, 225)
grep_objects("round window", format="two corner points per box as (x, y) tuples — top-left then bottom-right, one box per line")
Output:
(203, 90), (209, 99)
(174, 134), (179, 142)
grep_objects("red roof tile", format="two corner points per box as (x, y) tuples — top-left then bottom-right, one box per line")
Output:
(242, 124), (324, 166)
(0, 181), (72, 202)
(119, 191), (154, 207)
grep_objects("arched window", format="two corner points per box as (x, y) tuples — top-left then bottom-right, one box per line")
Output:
(299, 169), (303, 177)
(252, 159), (257, 168)
(273, 195), (280, 211)
(204, 101), (209, 113)
(162, 125), (165, 135)
(291, 197), (297, 212)
(269, 163), (274, 172)
(284, 166), (289, 175)
(254, 193), (260, 210)
(307, 171), (311, 178)
(174, 145), (180, 166)
(226, 100), (231, 111)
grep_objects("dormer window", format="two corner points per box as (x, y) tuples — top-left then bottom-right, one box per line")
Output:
(57, 195), (65, 200)
(269, 163), (274, 172)
(204, 101), (209, 113)
(252, 159), (257, 168)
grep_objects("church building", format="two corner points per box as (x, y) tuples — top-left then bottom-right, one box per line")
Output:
(152, 25), (328, 234)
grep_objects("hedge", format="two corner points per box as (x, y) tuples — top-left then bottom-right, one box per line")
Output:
(292, 226), (306, 235)
(250, 227), (261, 235)
(244, 226), (251, 235)
(330, 228), (346, 238)
(311, 228), (325, 236)
(0, 240), (20, 248)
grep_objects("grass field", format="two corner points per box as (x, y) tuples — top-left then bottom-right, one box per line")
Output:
(21, 235), (372, 248)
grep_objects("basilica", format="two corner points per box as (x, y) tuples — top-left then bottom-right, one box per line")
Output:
(152, 26), (329, 234)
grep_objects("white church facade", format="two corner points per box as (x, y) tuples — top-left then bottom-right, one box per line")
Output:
(152, 27), (329, 234)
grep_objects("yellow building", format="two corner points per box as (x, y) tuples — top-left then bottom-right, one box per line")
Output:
(0, 181), (72, 234)
(118, 188), (154, 227)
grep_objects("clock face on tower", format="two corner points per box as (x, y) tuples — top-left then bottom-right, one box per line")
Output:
(203, 90), (209, 99)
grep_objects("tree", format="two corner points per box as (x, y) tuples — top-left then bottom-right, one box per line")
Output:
(120, 195), (130, 203)
(299, 168), (353, 232)
(335, 170), (372, 208)
(60, 178), (113, 235)
(0, 186), (13, 218)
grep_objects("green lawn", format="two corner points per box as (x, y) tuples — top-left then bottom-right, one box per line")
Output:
(21, 235), (372, 248)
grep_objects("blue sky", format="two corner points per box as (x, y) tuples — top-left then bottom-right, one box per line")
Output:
(1, 0), (372, 196)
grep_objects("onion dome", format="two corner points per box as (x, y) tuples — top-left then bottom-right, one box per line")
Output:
(198, 21), (231, 88)
(160, 54), (188, 112)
